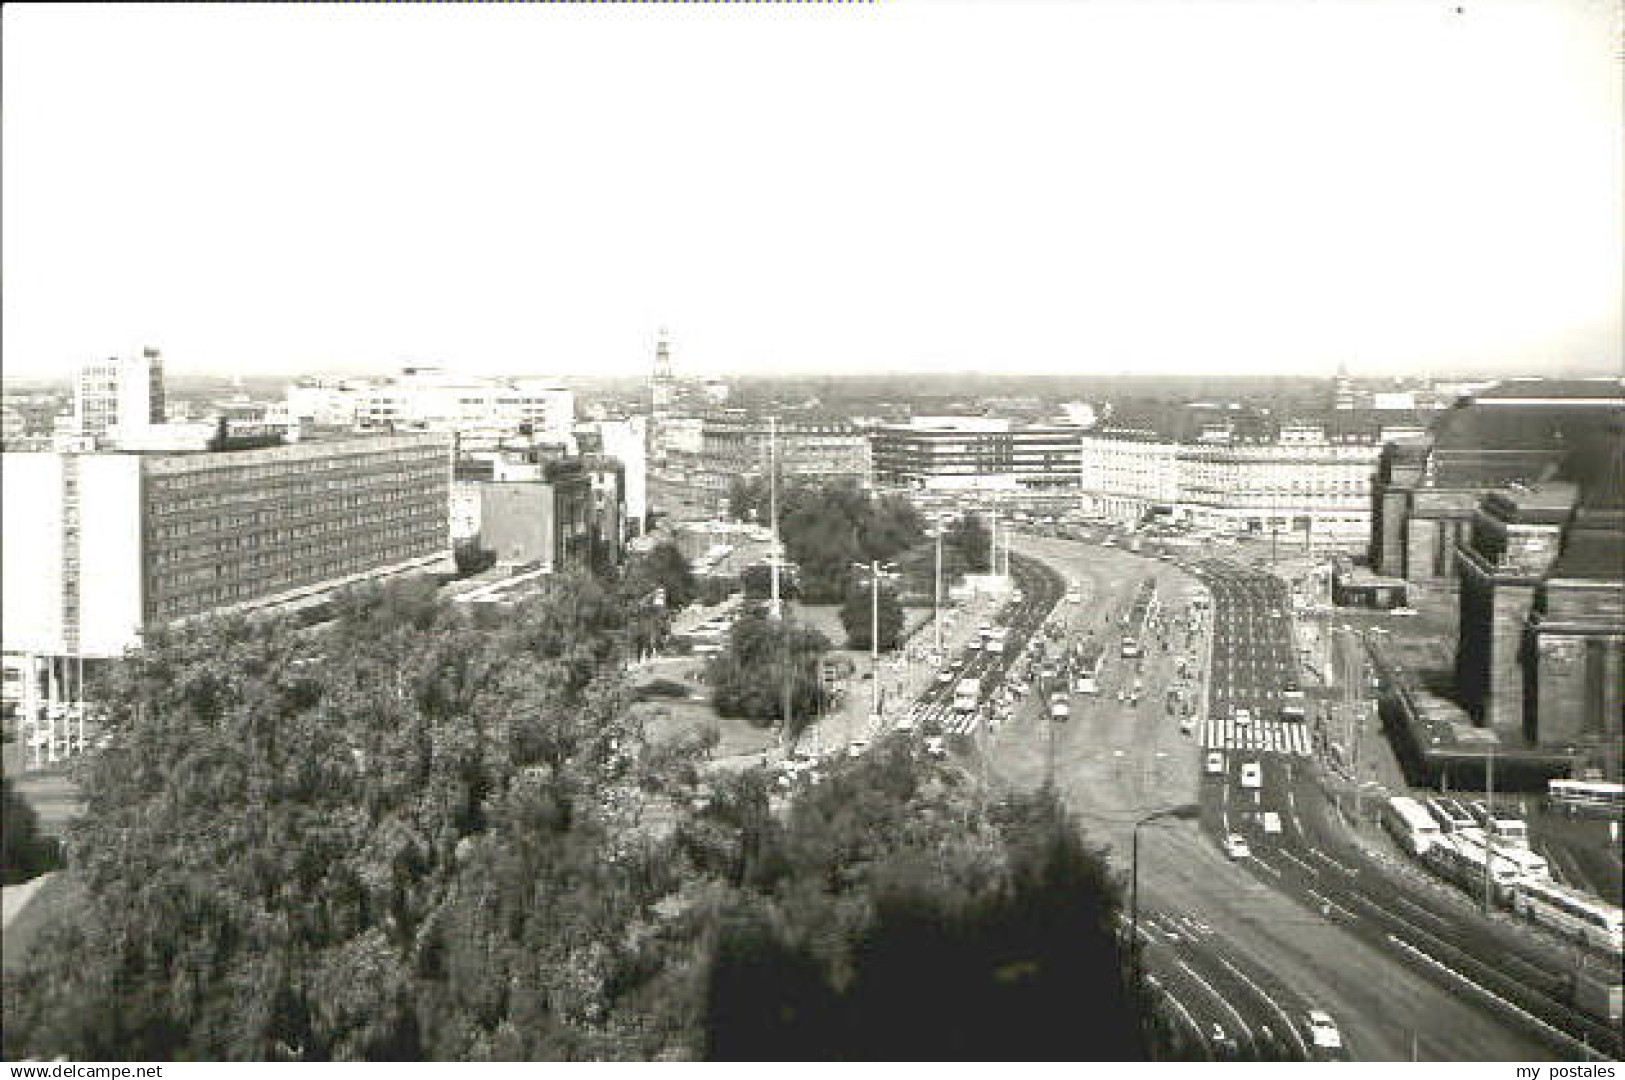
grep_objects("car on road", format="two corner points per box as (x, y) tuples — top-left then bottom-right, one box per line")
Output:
(936, 669), (954, 684)
(1304, 1010), (1346, 1060)
(1223, 834), (1251, 859)
(1209, 1023), (1237, 1055)
(1204, 751), (1225, 776)
(1233, 707), (1252, 727)
(1261, 811), (1282, 835)
(1391, 606), (1419, 617)
(923, 736), (946, 758)
(1239, 762), (1262, 789)
(847, 738), (869, 759)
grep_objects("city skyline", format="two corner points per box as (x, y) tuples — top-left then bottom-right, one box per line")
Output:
(4, 2), (1621, 382)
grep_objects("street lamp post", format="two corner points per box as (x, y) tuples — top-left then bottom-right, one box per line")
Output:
(854, 559), (898, 722)
(1130, 803), (1203, 987)
(934, 523), (944, 656)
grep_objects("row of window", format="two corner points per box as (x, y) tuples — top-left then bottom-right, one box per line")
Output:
(151, 543), (442, 618)
(154, 508), (443, 551)
(150, 476), (442, 513)
(156, 528), (443, 582)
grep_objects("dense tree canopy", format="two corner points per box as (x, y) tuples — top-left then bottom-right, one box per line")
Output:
(727, 479), (924, 602)
(740, 563), (799, 602)
(2, 574), (1195, 1062)
(945, 512), (992, 574)
(706, 605), (829, 739)
(622, 541), (697, 612)
(2, 776), (59, 886)
(839, 582), (905, 653)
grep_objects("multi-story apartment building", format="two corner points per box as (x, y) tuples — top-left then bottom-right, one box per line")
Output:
(869, 417), (1084, 495)
(74, 347), (166, 445)
(577, 416), (648, 537)
(1078, 431), (1181, 523)
(1, 433), (453, 736)
(653, 412), (871, 520)
(347, 367), (574, 450)
(1077, 419), (1381, 552)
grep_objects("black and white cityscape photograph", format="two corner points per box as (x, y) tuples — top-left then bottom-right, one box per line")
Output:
(2, 0), (1621, 1067)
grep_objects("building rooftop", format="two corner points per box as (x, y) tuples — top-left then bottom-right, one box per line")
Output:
(1473, 377), (1625, 402)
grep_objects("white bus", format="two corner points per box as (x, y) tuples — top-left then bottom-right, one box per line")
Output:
(1425, 796), (1476, 834)
(1548, 779), (1625, 818)
(1451, 830), (1549, 882)
(1382, 796), (1443, 857)
(1422, 834), (1522, 903)
(1467, 800), (1529, 848)
(1509, 876), (1624, 958)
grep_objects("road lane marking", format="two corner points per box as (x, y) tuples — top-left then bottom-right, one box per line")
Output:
(1277, 848), (1319, 876)
(1147, 974), (1213, 1060)
(1383, 935), (1602, 1060)
(1302, 886), (1357, 921)
(1213, 954), (1310, 1060)
(1178, 959), (1257, 1051)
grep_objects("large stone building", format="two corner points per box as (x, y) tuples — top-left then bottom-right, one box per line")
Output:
(1, 433), (453, 746)
(869, 416), (1085, 495)
(1371, 378), (1625, 587)
(1076, 412), (1384, 553)
(1452, 432), (1624, 778)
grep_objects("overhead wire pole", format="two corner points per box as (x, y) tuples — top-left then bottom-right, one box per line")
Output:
(1484, 740), (1496, 916)
(768, 415), (780, 619)
(933, 522), (944, 655)
(871, 560), (881, 720)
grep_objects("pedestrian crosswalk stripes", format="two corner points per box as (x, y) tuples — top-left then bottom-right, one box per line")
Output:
(906, 701), (982, 737)
(1202, 714), (1312, 756)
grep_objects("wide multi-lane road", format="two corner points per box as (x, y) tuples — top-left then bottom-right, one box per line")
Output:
(1192, 556), (1622, 1060)
(983, 532), (1569, 1062)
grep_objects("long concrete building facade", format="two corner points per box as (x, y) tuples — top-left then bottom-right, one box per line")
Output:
(1077, 421), (1382, 553)
(2, 433), (453, 757)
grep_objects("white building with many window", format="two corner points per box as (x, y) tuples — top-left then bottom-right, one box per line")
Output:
(1078, 423), (1381, 552)
(350, 367), (575, 450)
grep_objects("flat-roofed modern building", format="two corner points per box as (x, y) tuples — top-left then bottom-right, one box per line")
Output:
(354, 367), (574, 451)
(2, 433), (453, 749)
(870, 417), (1085, 495)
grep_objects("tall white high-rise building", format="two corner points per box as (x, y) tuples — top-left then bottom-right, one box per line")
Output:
(74, 347), (166, 445)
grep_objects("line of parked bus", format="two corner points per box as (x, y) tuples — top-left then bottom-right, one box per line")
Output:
(1382, 794), (1622, 958)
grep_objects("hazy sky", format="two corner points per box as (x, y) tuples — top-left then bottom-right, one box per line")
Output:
(3, 1), (1620, 382)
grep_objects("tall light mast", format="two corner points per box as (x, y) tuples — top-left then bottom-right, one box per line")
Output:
(768, 415), (781, 619)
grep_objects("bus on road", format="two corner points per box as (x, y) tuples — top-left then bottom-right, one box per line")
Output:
(1074, 643), (1104, 694)
(1510, 876), (1624, 958)
(954, 678), (981, 715)
(1382, 796), (1443, 857)
(1547, 779), (1624, 819)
